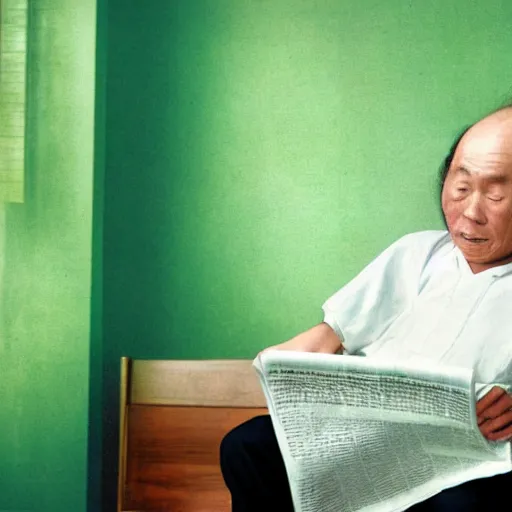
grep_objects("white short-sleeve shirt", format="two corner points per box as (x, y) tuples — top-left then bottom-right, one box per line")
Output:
(322, 230), (512, 387)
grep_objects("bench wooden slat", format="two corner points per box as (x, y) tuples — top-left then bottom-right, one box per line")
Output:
(124, 405), (267, 511)
(130, 359), (266, 408)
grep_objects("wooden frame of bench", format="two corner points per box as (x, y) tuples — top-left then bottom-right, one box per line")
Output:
(117, 357), (267, 511)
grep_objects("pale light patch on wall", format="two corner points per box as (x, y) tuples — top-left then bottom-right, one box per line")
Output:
(0, 0), (27, 203)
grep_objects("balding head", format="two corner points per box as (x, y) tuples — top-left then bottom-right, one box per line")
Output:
(441, 106), (512, 273)
(457, 107), (512, 161)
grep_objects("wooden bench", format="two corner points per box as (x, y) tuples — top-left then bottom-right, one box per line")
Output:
(117, 357), (267, 511)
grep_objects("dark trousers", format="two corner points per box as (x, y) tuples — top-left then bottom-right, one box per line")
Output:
(220, 415), (510, 512)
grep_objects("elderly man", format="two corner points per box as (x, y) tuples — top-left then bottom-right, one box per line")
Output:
(220, 105), (512, 511)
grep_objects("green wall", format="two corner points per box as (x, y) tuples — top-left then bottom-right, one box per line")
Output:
(102, 0), (512, 508)
(0, 1), (98, 511)
(104, 0), (512, 362)
(1, 1), (512, 510)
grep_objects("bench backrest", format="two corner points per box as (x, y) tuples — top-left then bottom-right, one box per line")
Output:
(117, 357), (267, 511)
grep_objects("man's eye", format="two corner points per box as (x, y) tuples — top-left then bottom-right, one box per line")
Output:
(456, 188), (468, 193)
(488, 196), (504, 202)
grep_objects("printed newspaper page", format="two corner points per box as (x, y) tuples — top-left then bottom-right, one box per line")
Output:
(253, 351), (512, 512)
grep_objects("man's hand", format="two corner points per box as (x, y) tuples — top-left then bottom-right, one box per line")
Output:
(476, 386), (512, 441)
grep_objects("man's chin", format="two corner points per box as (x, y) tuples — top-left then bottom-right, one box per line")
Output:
(454, 240), (493, 263)
(459, 247), (512, 270)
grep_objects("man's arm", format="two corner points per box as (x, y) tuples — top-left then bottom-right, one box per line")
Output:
(262, 322), (344, 355)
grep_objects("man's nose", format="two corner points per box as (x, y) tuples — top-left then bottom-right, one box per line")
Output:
(463, 194), (486, 224)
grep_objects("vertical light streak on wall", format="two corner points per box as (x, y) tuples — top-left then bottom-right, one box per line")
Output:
(0, 205), (4, 350)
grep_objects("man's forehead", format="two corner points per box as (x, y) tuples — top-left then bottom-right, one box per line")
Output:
(452, 135), (512, 180)
(452, 164), (511, 183)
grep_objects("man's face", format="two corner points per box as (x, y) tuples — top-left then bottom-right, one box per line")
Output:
(441, 111), (512, 273)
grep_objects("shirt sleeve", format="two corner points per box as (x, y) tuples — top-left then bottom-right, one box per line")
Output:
(322, 234), (421, 355)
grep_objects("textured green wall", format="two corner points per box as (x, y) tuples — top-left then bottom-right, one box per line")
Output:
(1, 0), (510, 510)
(104, 0), (512, 359)
(0, 1), (97, 511)
(101, 0), (512, 508)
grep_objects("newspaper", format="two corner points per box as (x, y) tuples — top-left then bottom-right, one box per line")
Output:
(253, 351), (512, 512)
